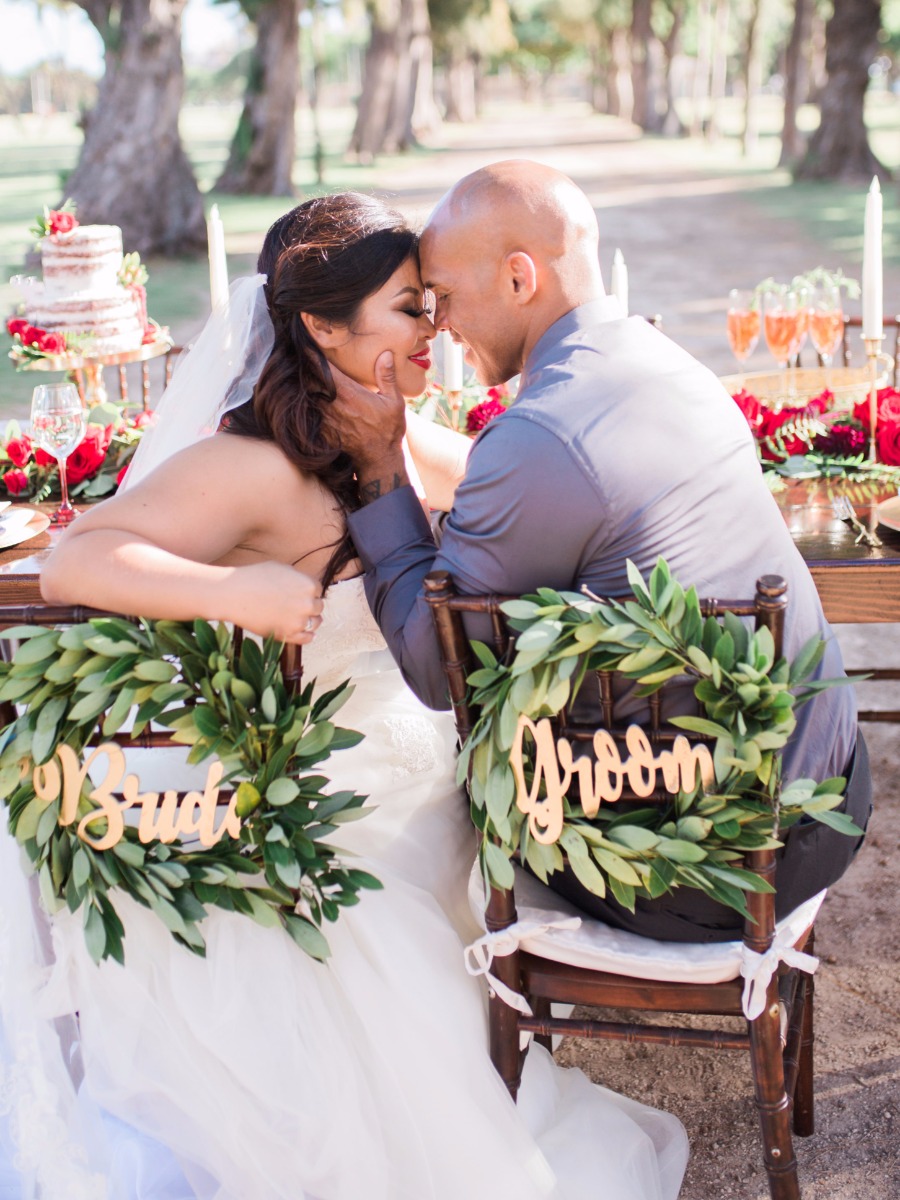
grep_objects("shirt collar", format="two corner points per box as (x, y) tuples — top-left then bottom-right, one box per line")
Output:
(520, 297), (622, 391)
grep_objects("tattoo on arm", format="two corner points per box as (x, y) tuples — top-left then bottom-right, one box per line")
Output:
(360, 472), (406, 506)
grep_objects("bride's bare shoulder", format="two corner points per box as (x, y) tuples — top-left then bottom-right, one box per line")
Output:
(172, 433), (315, 496)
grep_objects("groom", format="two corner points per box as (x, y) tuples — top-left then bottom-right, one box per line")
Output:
(332, 159), (871, 942)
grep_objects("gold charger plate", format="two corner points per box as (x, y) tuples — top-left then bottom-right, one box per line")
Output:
(0, 507), (51, 550)
(720, 361), (892, 411)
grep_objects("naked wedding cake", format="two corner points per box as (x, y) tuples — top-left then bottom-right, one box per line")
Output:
(13, 206), (147, 357)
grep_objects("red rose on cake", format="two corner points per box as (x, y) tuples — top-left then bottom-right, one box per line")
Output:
(35, 331), (67, 355)
(47, 209), (79, 238)
(6, 317), (29, 339)
(65, 425), (113, 486)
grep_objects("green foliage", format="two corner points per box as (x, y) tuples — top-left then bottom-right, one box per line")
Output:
(0, 618), (377, 966)
(463, 557), (859, 918)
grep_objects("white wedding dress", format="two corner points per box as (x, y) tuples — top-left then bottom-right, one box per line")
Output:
(0, 578), (688, 1200)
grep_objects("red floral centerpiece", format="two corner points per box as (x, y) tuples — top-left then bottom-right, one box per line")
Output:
(413, 380), (513, 434)
(730, 384), (900, 477)
(0, 406), (152, 501)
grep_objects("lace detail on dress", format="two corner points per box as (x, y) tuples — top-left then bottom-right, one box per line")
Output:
(301, 577), (388, 690)
(385, 714), (442, 781)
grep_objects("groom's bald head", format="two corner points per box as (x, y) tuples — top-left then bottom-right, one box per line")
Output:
(419, 160), (604, 385)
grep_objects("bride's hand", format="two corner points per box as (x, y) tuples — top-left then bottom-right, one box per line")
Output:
(221, 562), (324, 645)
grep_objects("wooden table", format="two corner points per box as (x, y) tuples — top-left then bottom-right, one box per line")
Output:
(775, 477), (900, 624)
(2, 484), (900, 623)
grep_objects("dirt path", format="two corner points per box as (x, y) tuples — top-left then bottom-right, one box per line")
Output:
(366, 103), (900, 1200)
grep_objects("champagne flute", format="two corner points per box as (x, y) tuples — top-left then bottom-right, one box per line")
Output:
(763, 286), (801, 401)
(809, 281), (845, 370)
(726, 289), (760, 383)
(30, 382), (85, 526)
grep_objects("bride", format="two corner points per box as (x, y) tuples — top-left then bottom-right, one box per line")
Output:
(7, 192), (690, 1200)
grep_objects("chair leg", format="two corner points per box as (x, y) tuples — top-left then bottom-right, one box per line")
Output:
(792, 964), (816, 1138)
(749, 987), (801, 1200)
(488, 955), (524, 1101)
(532, 995), (553, 1054)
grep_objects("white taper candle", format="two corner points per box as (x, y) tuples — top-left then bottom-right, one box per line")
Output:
(862, 177), (883, 340)
(610, 248), (629, 317)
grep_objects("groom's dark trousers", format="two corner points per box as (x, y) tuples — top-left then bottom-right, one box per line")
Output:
(348, 299), (872, 941)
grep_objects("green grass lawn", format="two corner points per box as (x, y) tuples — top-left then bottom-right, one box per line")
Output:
(2, 92), (898, 421)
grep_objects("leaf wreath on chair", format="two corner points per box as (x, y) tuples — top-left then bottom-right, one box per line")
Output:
(460, 557), (863, 920)
(0, 615), (379, 966)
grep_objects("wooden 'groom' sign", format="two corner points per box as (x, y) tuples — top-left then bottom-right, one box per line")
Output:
(509, 715), (715, 845)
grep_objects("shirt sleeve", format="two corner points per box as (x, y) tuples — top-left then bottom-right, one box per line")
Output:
(347, 415), (603, 709)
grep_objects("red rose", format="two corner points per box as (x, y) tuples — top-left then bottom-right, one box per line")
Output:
(64, 425), (112, 486)
(6, 317), (29, 338)
(466, 398), (507, 434)
(877, 418), (900, 466)
(34, 448), (55, 467)
(116, 463), (130, 487)
(486, 384), (509, 402)
(731, 389), (765, 433)
(48, 210), (78, 236)
(3, 469), (29, 497)
(853, 386), (900, 428)
(5, 435), (32, 467)
(36, 330), (66, 355)
(18, 325), (44, 348)
(130, 410), (154, 429)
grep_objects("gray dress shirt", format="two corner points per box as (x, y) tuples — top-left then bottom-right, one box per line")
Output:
(349, 298), (856, 785)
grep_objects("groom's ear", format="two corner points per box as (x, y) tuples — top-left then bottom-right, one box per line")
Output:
(504, 252), (537, 305)
(300, 311), (345, 349)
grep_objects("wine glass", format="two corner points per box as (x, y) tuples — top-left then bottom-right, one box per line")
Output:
(30, 382), (85, 526)
(726, 289), (760, 380)
(808, 281), (845, 369)
(763, 286), (801, 370)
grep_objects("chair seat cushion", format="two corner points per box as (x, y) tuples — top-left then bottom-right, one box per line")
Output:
(468, 862), (825, 985)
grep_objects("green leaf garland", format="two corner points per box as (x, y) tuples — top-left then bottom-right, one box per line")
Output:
(463, 557), (861, 919)
(0, 617), (379, 965)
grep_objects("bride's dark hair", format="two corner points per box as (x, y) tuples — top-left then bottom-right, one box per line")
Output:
(226, 192), (418, 587)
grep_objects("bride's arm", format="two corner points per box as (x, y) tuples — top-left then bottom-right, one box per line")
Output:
(404, 410), (470, 512)
(41, 439), (324, 643)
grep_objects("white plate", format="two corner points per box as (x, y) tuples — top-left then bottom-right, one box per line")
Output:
(0, 507), (50, 550)
(875, 496), (900, 533)
(0, 507), (39, 537)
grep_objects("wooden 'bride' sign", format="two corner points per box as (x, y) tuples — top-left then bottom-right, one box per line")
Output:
(509, 715), (715, 845)
(32, 743), (241, 852)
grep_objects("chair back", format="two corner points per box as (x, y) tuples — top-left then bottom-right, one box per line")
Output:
(0, 602), (302, 758)
(424, 570), (789, 956)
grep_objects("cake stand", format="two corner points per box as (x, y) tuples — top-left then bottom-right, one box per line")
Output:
(17, 335), (174, 409)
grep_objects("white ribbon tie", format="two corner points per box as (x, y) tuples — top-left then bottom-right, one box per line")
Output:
(739, 927), (819, 1021)
(465, 916), (582, 1049)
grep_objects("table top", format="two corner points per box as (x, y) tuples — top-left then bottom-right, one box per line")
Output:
(2, 483), (899, 622)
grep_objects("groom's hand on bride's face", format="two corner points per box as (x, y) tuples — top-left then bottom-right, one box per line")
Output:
(327, 353), (410, 505)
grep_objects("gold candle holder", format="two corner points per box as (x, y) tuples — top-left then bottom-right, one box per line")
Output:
(863, 335), (883, 461)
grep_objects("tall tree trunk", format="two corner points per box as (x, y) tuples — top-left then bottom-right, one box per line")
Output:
(444, 44), (477, 123)
(631, 0), (663, 131)
(215, 0), (302, 196)
(660, 1), (686, 137)
(66, 0), (205, 256)
(691, 0), (713, 137)
(796, 0), (889, 181)
(779, 0), (812, 167)
(705, 0), (730, 142)
(608, 27), (633, 120)
(741, 0), (764, 156)
(349, 0), (438, 160)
